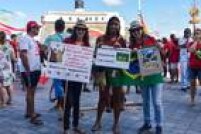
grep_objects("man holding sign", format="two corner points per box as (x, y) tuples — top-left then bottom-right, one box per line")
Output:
(44, 18), (68, 111)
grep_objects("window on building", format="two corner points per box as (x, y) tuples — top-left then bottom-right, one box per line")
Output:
(69, 17), (72, 21)
(89, 17), (92, 21)
(95, 17), (98, 21)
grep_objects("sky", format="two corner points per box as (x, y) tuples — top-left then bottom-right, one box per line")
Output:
(0, 0), (200, 37)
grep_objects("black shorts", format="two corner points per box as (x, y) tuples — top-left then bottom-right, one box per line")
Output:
(21, 71), (41, 88)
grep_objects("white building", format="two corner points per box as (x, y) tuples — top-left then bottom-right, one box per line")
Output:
(39, 0), (125, 44)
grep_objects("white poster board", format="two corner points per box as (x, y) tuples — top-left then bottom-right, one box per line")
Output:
(42, 42), (94, 83)
(137, 46), (163, 76)
(95, 47), (130, 69)
(63, 44), (94, 83)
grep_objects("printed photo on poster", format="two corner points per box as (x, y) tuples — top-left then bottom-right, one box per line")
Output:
(137, 46), (163, 76)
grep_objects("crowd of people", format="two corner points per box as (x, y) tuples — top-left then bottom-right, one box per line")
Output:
(0, 16), (201, 134)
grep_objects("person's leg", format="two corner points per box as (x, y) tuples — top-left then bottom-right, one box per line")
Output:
(175, 63), (179, 82)
(151, 84), (163, 133)
(0, 86), (7, 107)
(92, 85), (108, 131)
(138, 85), (152, 132)
(5, 86), (13, 104)
(112, 87), (124, 133)
(189, 69), (198, 106)
(72, 83), (82, 128)
(64, 83), (73, 131)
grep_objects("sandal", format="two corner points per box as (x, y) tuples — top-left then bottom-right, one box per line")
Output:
(30, 117), (43, 126)
(73, 127), (86, 134)
(91, 123), (102, 131)
(25, 113), (41, 119)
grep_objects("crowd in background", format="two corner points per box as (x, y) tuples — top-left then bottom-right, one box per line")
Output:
(0, 16), (201, 134)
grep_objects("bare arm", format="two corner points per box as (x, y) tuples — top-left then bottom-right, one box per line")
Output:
(188, 42), (197, 53)
(20, 50), (30, 72)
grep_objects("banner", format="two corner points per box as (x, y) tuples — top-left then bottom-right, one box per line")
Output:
(95, 47), (130, 69)
(42, 43), (94, 83)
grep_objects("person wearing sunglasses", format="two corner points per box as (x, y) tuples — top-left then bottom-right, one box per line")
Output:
(63, 20), (90, 134)
(129, 20), (164, 134)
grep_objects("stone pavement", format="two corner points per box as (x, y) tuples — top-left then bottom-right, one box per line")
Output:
(1, 81), (201, 134)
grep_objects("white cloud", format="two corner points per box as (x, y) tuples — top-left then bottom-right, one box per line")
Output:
(102, 0), (123, 6)
(14, 11), (27, 18)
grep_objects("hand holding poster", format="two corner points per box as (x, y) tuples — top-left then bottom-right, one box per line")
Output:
(95, 47), (131, 69)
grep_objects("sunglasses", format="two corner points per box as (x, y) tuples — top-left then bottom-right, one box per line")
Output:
(76, 27), (86, 31)
(130, 28), (142, 32)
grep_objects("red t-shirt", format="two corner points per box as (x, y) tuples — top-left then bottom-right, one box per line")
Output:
(63, 38), (90, 47)
(168, 41), (180, 63)
(96, 35), (126, 48)
(129, 35), (156, 49)
(188, 42), (201, 69)
(10, 40), (18, 58)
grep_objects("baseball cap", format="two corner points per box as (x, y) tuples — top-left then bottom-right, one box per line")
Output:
(74, 20), (87, 29)
(26, 21), (41, 29)
(129, 20), (143, 31)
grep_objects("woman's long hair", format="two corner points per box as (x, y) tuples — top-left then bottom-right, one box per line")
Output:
(0, 31), (6, 44)
(70, 27), (90, 46)
(105, 16), (121, 37)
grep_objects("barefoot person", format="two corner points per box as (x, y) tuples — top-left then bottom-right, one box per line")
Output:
(92, 16), (127, 133)
(19, 21), (43, 125)
(63, 20), (90, 134)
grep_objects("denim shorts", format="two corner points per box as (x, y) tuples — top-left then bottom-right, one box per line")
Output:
(189, 68), (201, 80)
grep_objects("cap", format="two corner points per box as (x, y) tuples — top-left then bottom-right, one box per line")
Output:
(26, 21), (41, 29)
(129, 20), (143, 31)
(74, 20), (87, 29)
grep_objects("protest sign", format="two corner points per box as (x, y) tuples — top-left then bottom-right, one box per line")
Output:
(95, 47), (130, 69)
(137, 46), (163, 76)
(42, 42), (94, 83)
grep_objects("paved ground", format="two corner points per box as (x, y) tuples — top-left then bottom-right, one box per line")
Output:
(1, 80), (201, 134)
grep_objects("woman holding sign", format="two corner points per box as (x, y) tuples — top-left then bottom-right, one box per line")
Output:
(129, 20), (164, 134)
(63, 20), (90, 134)
(92, 16), (126, 133)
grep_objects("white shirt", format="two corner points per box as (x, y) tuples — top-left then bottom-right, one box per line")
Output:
(19, 34), (41, 72)
(178, 37), (193, 62)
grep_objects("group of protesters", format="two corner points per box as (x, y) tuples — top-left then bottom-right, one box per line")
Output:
(0, 15), (201, 134)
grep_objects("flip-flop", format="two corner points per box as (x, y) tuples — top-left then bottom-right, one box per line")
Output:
(25, 113), (41, 119)
(30, 117), (44, 126)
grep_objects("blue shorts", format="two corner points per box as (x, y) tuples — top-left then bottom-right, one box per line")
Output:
(189, 68), (201, 80)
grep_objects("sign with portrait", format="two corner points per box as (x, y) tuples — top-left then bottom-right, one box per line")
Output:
(42, 42), (94, 83)
(137, 46), (163, 76)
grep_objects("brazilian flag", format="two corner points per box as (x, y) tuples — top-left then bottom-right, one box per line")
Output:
(107, 52), (164, 87)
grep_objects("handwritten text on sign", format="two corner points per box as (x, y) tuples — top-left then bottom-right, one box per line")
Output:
(42, 43), (94, 83)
